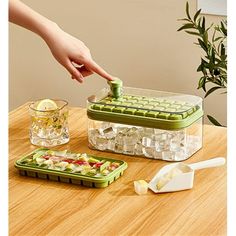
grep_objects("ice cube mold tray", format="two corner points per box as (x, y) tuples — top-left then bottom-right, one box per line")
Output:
(87, 88), (203, 130)
(14, 148), (128, 188)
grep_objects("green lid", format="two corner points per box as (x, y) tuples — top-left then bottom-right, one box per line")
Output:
(87, 87), (203, 130)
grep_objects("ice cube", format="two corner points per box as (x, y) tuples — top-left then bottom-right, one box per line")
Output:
(103, 127), (116, 139)
(153, 151), (162, 160)
(123, 144), (135, 155)
(107, 138), (115, 151)
(174, 149), (187, 161)
(117, 126), (130, 134)
(161, 151), (175, 161)
(135, 142), (143, 156)
(142, 146), (154, 158)
(114, 133), (125, 153)
(156, 166), (184, 190)
(114, 143), (124, 153)
(88, 129), (101, 147)
(142, 137), (155, 147)
(143, 127), (155, 136)
(123, 132), (138, 155)
(101, 122), (112, 130)
(94, 136), (108, 151)
(134, 180), (148, 195)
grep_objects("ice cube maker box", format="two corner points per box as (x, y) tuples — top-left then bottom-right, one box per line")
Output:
(87, 87), (203, 161)
(14, 148), (128, 188)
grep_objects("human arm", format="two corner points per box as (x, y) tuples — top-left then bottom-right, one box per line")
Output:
(9, 0), (114, 83)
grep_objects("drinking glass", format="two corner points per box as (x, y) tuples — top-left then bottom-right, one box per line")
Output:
(29, 99), (69, 147)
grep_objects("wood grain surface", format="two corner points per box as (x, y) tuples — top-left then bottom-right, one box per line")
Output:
(9, 103), (227, 236)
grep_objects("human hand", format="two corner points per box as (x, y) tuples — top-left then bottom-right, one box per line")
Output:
(42, 24), (114, 83)
(9, 0), (114, 83)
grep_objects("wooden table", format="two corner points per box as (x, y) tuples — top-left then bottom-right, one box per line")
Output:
(9, 104), (227, 236)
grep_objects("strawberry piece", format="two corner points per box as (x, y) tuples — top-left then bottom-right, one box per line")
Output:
(74, 160), (88, 165)
(64, 159), (75, 163)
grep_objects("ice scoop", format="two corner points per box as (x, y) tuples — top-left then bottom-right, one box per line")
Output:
(148, 157), (226, 193)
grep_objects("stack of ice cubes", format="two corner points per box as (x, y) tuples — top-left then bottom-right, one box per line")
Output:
(88, 122), (201, 161)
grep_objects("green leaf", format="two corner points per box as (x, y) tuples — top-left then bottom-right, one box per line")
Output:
(198, 38), (208, 52)
(220, 21), (227, 36)
(211, 47), (216, 63)
(200, 58), (209, 69)
(198, 77), (206, 89)
(177, 18), (191, 22)
(217, 39), (224, 53)
(203, 31), (208, 45)
(177, 23), (194, 31)
(197, 64), (202, 72)
(202, 16), (206, 31)
(214, 36), (223, 42)
(194, 9), (201, 22)
(221, 44), (226, 56)
(214, 25), (220, 32)
(207, 115), (223, 126)
(185, 30), (200, 36)
(217, 61), (227, 70)
(202, 80), (207, 92)
(204, 86), (222, 98)
(186, 2), (191, 20)
(220, 55), (227, 61)
(197, 18), (204, 34)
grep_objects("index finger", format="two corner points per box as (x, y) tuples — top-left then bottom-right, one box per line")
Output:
(86, 59), (114, 81)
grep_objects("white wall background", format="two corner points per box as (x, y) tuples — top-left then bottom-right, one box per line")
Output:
(198, 0), (227, 16)
(9, 0), (227, 125)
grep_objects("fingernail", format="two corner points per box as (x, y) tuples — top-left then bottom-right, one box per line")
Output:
(78, 77), (83, 83)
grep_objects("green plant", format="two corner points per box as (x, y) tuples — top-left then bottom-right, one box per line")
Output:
(178, 2), (227, 126)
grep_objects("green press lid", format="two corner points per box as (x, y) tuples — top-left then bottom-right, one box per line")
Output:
(87, 87), (203, 130)
(108, 78), (123, 87)
(107, 78), (123, 99)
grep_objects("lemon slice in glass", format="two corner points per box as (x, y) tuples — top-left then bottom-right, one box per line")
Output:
(36, 99), (58, 111)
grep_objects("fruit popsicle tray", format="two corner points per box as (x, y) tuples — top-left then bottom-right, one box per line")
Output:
(15, 148), (128, 188)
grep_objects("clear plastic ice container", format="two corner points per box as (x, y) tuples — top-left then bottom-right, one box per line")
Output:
(87, 87), (203, 161)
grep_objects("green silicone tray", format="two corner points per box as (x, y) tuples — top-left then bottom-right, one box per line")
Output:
(14, 148), (128, 188)
(87, 87), (203, 130)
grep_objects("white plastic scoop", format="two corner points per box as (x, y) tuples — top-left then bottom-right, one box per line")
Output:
(148, 157), (226, 193)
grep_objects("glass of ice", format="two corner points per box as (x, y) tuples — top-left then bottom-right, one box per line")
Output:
(29, 99), (69, 147)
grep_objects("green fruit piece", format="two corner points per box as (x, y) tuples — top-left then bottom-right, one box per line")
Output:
(33, 151), (45, 160)
(102, 169), (110, 175)
(100, 161), (111, 172)
(88, 157), (100, 163)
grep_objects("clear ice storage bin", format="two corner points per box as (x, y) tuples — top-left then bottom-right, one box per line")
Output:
(87, 87), (203, 161)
